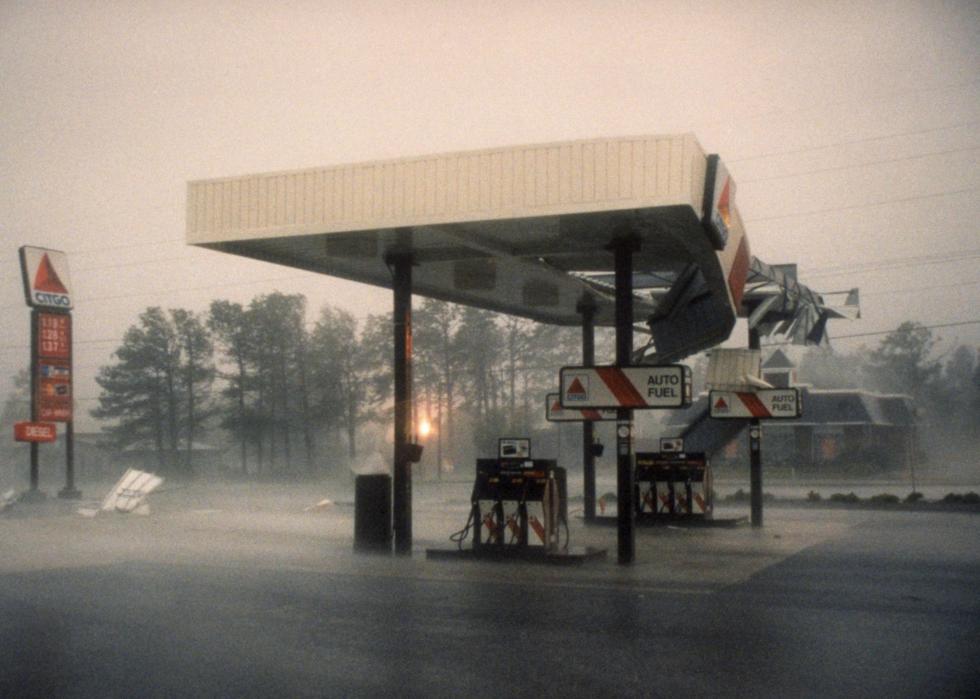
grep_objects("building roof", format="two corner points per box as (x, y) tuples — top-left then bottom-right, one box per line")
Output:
(762, 348), (795, 370)
(798, 389), (915, 428)
(666, 388), (916, 455)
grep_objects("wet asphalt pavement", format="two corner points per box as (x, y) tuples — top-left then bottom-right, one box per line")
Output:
(0, 484), (977, 698)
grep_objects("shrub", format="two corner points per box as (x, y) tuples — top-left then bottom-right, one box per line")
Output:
(725, 488), (749, 502)
(829, 492), (861, 504)
(942, 492), (980, 505)
(806, 490), (822, 502)
(904, 491), (924, 504)
(869, 493), (900, 505)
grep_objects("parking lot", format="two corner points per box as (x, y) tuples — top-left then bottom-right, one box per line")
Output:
(1, 481), (977, 697)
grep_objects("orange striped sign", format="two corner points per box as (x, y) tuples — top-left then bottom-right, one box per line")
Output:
(709, 389), (802, 419)
(559, 365), (692, 409)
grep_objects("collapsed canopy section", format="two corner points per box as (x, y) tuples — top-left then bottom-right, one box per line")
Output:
(187, 133), (747, 358)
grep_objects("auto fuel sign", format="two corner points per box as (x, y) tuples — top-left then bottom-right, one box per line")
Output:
(559, 365), (692, 409)
(19, 246), (73, 310)
(709, 389), (802, 419)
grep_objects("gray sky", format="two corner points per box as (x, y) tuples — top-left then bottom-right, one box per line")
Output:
(2, 0), (979, 431)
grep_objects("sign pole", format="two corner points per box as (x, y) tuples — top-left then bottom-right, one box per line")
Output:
(748, 327), (763, 527)
(59, 304), (80, 499)
(27, 308), (43, 499)
(611, 236), (638, 564)
(578, 296), (597, 522)
(59, 421), (80, 498)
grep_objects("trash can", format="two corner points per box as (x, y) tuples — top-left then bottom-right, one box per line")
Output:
(354, 474), (392, 553)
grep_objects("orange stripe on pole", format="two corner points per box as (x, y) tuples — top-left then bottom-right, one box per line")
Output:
(596, 367), (646, 407)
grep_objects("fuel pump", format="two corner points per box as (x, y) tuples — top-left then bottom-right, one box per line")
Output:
(450, 438), (569, 556)
(634, 450), (713, 521)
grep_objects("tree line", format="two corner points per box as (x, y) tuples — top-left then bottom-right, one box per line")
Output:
(91, 293), (585, 478)
(7, 309), (973, 479)
(799, 321), (980, 457)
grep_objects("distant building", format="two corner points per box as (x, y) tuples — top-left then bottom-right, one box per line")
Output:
(666, 351), (918, 473)
(761, 348), (797, 388)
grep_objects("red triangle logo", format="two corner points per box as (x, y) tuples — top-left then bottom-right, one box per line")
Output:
(34, 254), (68, 294)
(567, 378), (587, 396)
(551, 400), (562, 412)
(714, 397), (728, 410)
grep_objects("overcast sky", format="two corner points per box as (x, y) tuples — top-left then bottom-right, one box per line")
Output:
(2, 0), (978, 430)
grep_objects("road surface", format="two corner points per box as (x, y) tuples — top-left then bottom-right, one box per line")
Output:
(0, 483), (976, 697)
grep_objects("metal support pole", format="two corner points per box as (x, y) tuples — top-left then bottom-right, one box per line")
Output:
(611, 237), (639, 564)
(391, 252), (414, 555)
(59, 421), (81, 499)
(28, 309), (41, 496)
(578, 297), (597, 522)
(60, 312), (80, 499)
(748, 326), (763, 527)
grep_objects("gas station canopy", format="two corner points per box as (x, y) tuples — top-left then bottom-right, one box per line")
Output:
(187, 133), (750, 360)
(186, 132), (859, 561)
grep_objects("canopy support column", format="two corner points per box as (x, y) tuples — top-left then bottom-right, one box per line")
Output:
(578, 297), (597, 522)
(611, 237), (639, 564)
(390, 251), (414, 555)
(748, 326), (763, 527)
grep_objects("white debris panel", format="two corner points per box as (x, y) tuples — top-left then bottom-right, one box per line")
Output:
(101, 468), (164, 514)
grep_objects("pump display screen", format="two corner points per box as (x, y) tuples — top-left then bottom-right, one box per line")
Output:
(498, 438), (530, 459)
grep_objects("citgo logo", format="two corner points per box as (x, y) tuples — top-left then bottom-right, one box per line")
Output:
(565, 376), (588, 401)
(33, 254), (71, 307)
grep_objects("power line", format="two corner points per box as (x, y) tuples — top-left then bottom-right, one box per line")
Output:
(859, 279), (980, 297)
(0, 271), (325, 312)
(738, 145), (980, 185)
(73, 255), (193, 273)
(806, 248), (980, 273)
(730, 120), (980, 164)
(0, 338), (122, 351)
(831, 319), (980, 341)
(0, 236), (183, 265)
(804, 250), (980, 279)
(713, 78), (980, 133)
(743, 186), (980, 224)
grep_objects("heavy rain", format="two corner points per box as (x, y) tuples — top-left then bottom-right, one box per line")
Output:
(1, 2), (978, 696)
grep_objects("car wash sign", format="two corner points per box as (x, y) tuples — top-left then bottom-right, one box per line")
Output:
(546, 393), (617, 422)
(19, 246), (73, 309)
(709, 389), (802, 419)
(559, 365), (692, 409)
